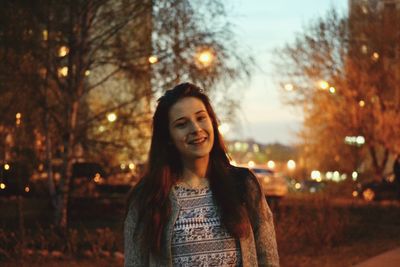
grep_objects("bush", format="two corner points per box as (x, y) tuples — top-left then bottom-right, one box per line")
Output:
(0, 225), (123, 261)
(322, 180), (356, 198)
(276, 196), (351, 253)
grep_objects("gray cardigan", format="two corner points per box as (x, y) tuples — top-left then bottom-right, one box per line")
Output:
(124, 168), (280, 267)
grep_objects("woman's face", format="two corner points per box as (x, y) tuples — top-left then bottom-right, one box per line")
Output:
(168, 97), (214, 161)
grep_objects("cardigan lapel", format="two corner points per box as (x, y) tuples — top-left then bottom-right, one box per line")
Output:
(239, 226), (259, 267)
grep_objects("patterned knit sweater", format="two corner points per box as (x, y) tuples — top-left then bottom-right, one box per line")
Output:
(124, 167), (280, 267)
(171, 184), (241, 267)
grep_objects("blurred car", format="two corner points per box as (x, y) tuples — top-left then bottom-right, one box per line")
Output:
(30, 161), (107, 197)
(95, 166), (138, 196)
(72, 162), (107, 181)
(70, 162), (107, 197)
(249, 167), (288, 200)
(353, 175), (398, 201)
(299, 180), (326, 193)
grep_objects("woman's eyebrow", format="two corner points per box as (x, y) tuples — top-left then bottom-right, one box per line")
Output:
(195, 110), (207, 115)
(172, 110), (207, 124)
(172, 117), (186, 124)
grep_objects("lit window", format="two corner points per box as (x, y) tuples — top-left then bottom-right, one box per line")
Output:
(58, 46), (69, 57)
(42, 30), (48, 41)
(58, 67), (68, 77)
(372, 52), (379, 61)
(361, 45), (368, 54)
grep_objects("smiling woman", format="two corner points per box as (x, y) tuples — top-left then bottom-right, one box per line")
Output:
(168, 97), (215, 168)
(124, 83), (279, 267)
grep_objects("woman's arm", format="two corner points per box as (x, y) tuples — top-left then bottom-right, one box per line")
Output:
(246, 170), (280, 267)
(124, 200), (147, 267)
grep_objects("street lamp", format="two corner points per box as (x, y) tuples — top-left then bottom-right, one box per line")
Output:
(287, 160), (296, 170)
(129, 163), (135, 170)
(195, 48), (215, 68)
(318, 80), (329, 90)
(284, 83), (294, 91)
(267, 160), (275, 169)
(107, 113), (117, 122)
(352, 171), (358, 181)
(16, 113), (22, 126)
(311, 170), (321, 180)
(344, 135), (365, 146)
(356, 136), (365, 145)
(148, 55), (158, 64)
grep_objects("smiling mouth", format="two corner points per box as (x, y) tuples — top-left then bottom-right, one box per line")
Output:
(188, 137), (207, 145)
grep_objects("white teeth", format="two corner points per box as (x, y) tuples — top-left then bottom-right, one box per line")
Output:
(189, 137), (206, 144)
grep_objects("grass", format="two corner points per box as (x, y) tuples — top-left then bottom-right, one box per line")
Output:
(2, 258), (122, 267)
(276, 195), (400, 267)
(279, 235), (400, 267)
(1, 194), (400, 266)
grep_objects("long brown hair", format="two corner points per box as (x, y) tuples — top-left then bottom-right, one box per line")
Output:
(126, 83), (251, 256)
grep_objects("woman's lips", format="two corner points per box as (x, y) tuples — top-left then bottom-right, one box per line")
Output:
(188, 137), (207, 145)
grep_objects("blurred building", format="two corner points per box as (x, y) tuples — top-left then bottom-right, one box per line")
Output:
(226, 139), (297, 172)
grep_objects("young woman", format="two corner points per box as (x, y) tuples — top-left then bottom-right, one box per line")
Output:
(124, 83), (279, 267)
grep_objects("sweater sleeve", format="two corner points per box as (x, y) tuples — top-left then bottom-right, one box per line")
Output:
(246, 170), (280, 267)
(124, 200), (147, 267)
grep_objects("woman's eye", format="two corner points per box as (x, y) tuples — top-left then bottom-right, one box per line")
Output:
(197, 116), (206, 121)
(175, 122), (186, 128)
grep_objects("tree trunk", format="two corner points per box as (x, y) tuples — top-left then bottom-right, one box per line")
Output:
(58, 99), (79, 230)
(17, 195), (25, 256)
(55, 0), (81, 231)
(44, 0), (58, 221)
(45, 114), (57, 213)
(369, 146), (390, 180)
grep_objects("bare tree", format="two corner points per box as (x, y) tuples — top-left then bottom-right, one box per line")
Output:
(274, 5), (400, 180)
(1, 0), (253, 232)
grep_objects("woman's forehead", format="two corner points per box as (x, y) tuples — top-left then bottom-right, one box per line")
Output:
(169, 97), (207, 119)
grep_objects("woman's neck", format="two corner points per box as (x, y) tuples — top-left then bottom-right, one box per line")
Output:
(181, 156), (209, 184)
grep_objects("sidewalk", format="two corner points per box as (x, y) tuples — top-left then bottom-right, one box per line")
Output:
(353, 247), (400, 267)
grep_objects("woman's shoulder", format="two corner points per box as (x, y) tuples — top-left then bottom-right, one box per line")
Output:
(126, 180), (145, 210)
(230, 166), (259, 187)
(230, 166), (256, 180)
(230, 165), (250, 176)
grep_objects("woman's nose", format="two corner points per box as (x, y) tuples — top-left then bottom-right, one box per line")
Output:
(189, 121), (201, 133)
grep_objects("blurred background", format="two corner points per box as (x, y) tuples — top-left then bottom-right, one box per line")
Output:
(1, 0), (400, 266)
